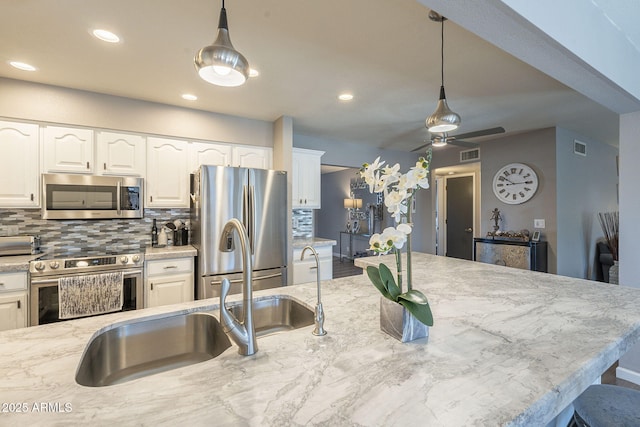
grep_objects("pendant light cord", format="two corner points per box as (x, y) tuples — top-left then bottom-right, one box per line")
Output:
(440, 19), (444, 87)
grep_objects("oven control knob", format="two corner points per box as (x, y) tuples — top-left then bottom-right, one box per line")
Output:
(132, 255), (141, 263)
(120, 256), (129, 264)
(34, 261), (45, 271)
(49, 261), (60, 269)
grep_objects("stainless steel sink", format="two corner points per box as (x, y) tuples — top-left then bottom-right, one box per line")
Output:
(76, 312), (231, 387)
(226, 295), (314, 337)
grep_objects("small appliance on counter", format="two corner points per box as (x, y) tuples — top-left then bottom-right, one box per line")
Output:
(0, 235), (41, 256)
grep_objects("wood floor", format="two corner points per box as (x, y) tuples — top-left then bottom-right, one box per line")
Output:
(602, 362), (640, 390)
(332, 256), (363, 279)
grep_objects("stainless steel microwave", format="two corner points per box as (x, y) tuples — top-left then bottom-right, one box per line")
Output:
(42, 174), (143, 219)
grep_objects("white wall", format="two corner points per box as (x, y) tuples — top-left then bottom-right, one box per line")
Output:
(555, 127), (618, 280)
(0, 77), (273, 146)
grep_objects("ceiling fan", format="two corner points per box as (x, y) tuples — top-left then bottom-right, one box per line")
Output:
(411, 126), (505, 152)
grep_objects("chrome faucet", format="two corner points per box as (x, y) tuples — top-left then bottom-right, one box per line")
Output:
(219, 218), (257, 356)
(300, 246), (327, 336)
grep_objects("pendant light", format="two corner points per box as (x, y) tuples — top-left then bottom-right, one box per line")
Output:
(194, 0), (249, 87)
(425, 11), (461, 133)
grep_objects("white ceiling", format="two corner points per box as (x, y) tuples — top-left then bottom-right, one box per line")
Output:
(0, 0), (623, 152)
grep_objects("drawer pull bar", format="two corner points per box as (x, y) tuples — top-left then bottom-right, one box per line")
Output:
(163, 265), (178, 269)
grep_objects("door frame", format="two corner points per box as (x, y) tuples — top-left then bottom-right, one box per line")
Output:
(434, 164), (481, 257)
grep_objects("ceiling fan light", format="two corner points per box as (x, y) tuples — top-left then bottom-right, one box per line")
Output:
(194, 6), (249, 87)
(431, 138), (448, 147)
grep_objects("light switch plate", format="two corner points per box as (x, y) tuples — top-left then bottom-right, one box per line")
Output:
(534, 219), (545, 229)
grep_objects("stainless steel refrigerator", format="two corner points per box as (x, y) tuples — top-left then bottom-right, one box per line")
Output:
(190, 165), (287, 299)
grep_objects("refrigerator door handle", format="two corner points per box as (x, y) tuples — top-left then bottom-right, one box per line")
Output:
(242, 184), (249, 231)
(248, 184), (256, 255)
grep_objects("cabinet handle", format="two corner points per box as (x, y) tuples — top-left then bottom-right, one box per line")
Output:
(299, 199), (302, 204)
(150, 282), (154, 290)
(150, 195), (153, 202)
(86, 161), (90, 169)
(0, 282), (4, 286)
(305, 199), (307, 204)
(309, 266), (318, 270)
(30, 193), (34, 201)
(163, 265), (178, 269)
(17, 300), (21, 309)
(104, 162), (107, 170)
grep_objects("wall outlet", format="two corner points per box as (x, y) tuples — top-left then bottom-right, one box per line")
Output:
(534, 219), (545, 229)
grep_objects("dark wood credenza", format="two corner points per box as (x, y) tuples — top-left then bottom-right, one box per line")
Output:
(473, 238), (548, 272)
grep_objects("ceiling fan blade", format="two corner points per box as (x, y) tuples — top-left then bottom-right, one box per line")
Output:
(411, 141), (432, 152)
(449, 139), (479, 148)
(453, 126), (505, 140)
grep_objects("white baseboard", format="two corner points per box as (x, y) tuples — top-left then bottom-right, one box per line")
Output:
(616, 366), (640, 386)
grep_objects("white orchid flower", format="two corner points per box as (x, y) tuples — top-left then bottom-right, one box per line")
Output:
(360, 157), (385, 193)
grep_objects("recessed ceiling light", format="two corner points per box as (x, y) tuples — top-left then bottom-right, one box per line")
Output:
(338, 93), (354, 101)
(249, 68), (259, 78)
(9, 61), (36, 71)
(92, 29), (120, 43)
(181, 93), (198, 101)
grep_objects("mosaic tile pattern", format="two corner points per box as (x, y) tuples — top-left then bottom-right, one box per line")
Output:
(0, 208), (190, 254)
(292, 209), (313, 238)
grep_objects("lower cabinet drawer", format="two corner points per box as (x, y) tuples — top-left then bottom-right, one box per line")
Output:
(0, 272), (27, 292)
(146, 257), (193, 276)
(293, 258), (332, 285)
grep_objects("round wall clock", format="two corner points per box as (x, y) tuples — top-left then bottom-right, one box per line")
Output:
(492, 162), (538, 204)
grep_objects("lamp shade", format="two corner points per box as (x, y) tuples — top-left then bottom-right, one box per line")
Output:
(344, 198), (363, 209)
(194, 6), (249, 87)
(426, 86), (461, 133)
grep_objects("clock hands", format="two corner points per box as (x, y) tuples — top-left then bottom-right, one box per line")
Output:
(504, 180), (534, 186)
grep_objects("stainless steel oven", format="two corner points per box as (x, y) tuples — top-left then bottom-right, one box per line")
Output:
(29, 252), (144, 326)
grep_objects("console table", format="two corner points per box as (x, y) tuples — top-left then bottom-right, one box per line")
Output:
(339, 232), (371, 262)
(473, 237), (548, 272)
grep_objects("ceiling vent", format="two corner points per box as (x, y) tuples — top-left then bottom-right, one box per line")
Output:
(460, 148), (480, 163)
(574, 140), (587, 156)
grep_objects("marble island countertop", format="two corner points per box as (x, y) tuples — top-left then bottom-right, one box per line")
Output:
(2, 253), (640, 426)
(292, 237), (337, 248)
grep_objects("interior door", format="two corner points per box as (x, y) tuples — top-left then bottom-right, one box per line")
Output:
(446, 175), (474, 260)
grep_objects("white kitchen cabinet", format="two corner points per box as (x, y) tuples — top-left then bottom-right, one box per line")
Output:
(146, 137), (189, 208)
(292, 245), (333, 285)
(232, 146), (272, 169)
(0, 272), (28, 331)
(145, 257), (194, 308)
(42, 125), (94, 173)
(292, 148), (324, 209)
(96, 131), (146, 176)
(188, 141), (232, 172)
(0, 120), (40, 207)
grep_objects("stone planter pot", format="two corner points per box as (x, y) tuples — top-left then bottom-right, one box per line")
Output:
(379, 296), (429, 343)
(609, 260), (619, 285)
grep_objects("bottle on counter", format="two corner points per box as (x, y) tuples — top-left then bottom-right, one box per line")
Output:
(151, 219), (158, 247)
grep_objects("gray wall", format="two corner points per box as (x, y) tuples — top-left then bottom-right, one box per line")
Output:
(555, 127), (618, 279)
(480, 128), (558, 273)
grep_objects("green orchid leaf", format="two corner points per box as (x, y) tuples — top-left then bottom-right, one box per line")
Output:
(378, 263), (401, 300)
(366, 266), (393, 300)
(398, 289), (429, 305)
(398, 299), (434, 326)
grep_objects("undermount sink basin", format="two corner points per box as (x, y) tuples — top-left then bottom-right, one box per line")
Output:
(226, 295), (314, 337)
(76, 312), (231, 387)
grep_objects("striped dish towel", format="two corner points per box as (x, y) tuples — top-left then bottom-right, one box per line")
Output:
(58, 272), (124, 320)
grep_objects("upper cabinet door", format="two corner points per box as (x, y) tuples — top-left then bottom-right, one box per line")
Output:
(292, 148), (324, 209)
(146, 137), (189, 208)
(96, 131), (146, 176)
(42, 125), (94, 173)
(232, 146), (272, 169)
(0, 121), (40, 208)
(188, 141), (232, 173)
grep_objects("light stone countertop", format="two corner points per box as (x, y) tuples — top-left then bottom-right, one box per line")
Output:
(2, 253), (640, 426)
(144, 244), (197, 261)
(292, 237), (337, 249)
(0, 253), (43, 272)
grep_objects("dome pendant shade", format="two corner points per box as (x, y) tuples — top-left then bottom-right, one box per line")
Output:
(426, 86), (461, 132)
(194, 6), (249, 87)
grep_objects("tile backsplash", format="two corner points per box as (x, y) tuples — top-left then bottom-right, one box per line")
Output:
(292, 209), (313, 238)
(0, 208), (190, 254)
